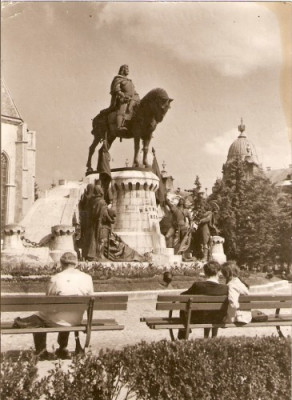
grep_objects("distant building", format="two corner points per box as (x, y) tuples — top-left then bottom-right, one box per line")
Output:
(222, 119), (264, 181)
(1, 80), (36, 227)
(161, 161), (174, 192)
(266, 166), (292, 193)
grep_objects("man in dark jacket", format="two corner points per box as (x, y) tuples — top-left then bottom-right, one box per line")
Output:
(178, 260), (228, 339)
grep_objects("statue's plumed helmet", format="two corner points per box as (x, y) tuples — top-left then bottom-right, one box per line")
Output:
(119, 65), (128, 74)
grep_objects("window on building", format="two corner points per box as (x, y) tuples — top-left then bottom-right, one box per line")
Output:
(1, 153), (8, 228)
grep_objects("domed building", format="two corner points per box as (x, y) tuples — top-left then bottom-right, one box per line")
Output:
(223, 119), (263, 181)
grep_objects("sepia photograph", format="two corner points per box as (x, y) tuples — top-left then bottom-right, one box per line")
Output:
(1, 1), (292, 399)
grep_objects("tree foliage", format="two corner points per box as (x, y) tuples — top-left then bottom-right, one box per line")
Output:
(276, 191), (292, 265)
(190, 175), (207, 224)
(208, 159), (288, 268)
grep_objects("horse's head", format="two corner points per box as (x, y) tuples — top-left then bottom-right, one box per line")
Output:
(142, 88), (173, 123)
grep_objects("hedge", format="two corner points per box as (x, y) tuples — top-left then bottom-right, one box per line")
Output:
(1, 336), (290, 400)
(1, 261), (203, 280)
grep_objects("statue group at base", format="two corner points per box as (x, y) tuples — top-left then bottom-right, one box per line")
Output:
(86, 65), (173, 172)
(160, 197), (225, 263)
(77, 182), (148, 262)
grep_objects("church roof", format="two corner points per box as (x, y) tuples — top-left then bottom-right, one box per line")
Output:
(226, 120), (258, 164)
(266, 167), (292, 186)
(1, 80), (22, 120)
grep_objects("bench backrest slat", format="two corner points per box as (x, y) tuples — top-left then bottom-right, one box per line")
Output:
(156, 295), (291, 311)
(157, 303), (226, 311)
(3, 304), (88, 313)
(93, 303), (127, 311)
(1, 296), (91, 306)
(157, 295), (291, 303)
(1, 295), (128, 313)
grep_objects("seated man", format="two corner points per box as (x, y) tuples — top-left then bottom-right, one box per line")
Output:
(13, 252), (94, 360)
(178, 261), (228, 339)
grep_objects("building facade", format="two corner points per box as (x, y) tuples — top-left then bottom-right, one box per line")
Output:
(1, 80), (36, 227)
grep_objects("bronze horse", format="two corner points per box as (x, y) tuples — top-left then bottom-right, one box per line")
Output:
(86, 88), (173, 172)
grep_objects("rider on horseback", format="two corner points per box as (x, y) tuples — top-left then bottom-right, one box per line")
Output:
(109, 65), (140, 133)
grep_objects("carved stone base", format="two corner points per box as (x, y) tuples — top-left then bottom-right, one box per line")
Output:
(2, 224), (25, 254)
(211, 235), (227, 264)
(49, 225), (76, 263)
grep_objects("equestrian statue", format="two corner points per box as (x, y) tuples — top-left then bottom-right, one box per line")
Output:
(86, 64), (173, 172)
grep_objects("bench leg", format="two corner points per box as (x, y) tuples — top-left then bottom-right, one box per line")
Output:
(275, 308), (285, 338)
(85, 297), (95, 348)
(75, 332), (85, 354)
(33, 332), (47, 354)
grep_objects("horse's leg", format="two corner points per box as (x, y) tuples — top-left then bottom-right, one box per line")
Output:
(133, 137), (140, 167)
(86, 136), (100, 171)
(107, 135), (115, 150)
(142, 138), (151, 168)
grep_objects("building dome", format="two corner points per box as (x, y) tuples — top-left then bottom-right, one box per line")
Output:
(227, 120), (258, 164)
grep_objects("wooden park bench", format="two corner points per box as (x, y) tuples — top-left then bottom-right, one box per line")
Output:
(1, 294), (128, 350)
(141, 294), (292, 340)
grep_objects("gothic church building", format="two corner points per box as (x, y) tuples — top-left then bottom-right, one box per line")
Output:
(1, 80), (36, 228)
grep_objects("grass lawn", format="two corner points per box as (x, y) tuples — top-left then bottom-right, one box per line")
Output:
(1, 271), (284, 293)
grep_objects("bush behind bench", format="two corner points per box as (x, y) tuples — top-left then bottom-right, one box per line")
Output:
(1, 336), (290, 400)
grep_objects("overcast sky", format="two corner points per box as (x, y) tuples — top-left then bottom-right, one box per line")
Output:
(2, 1), (292, 192)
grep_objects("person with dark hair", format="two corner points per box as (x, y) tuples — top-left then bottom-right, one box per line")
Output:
(160, 271), (173, 289)
(221, 261), (252, 324)
(13, 252), (94, 360)
(178, 260), (228, 339)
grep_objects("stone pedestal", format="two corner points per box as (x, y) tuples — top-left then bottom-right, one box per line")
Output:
(49, 225), (76, 263)
(211, 236), (226, 264)
(111, 168), (181, 263)
(2, 224), (25, 254)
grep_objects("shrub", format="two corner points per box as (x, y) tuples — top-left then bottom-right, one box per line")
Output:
(1, 260), (60, 277)
(1, 337), (290, 400)
(37, 351), (134, 400)
(1, 261), (202, 280)
(118, 337), (291, 400)
(0, 352), (41, 400)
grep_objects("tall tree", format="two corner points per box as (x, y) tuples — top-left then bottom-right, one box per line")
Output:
(191, 175), (207, 224)
(276, 191), (292, 265)
(209, 159), (280, 269)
